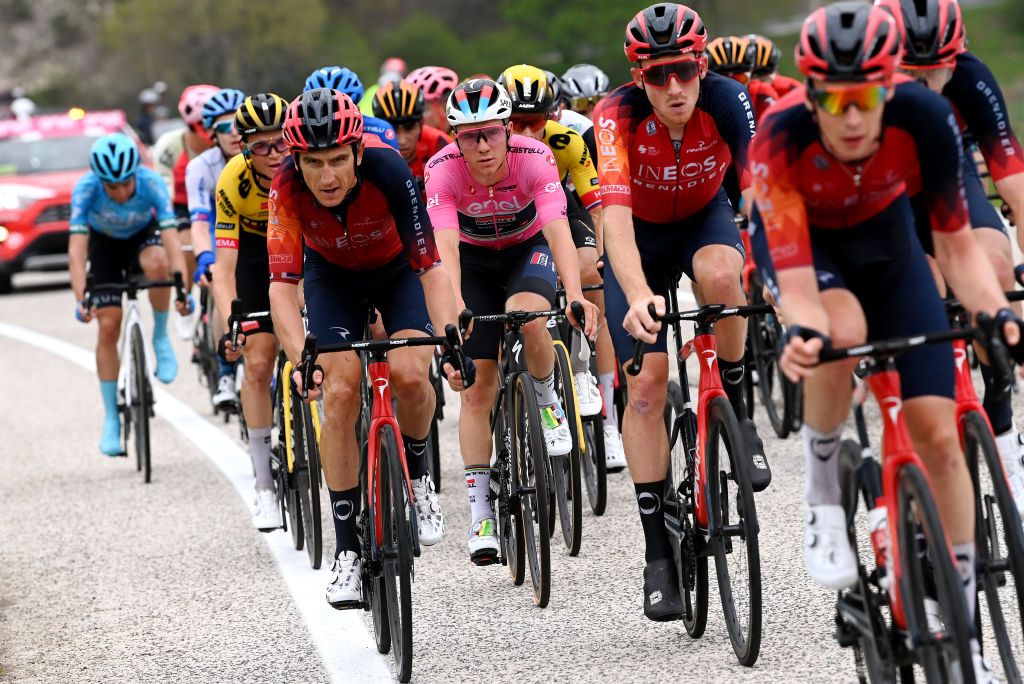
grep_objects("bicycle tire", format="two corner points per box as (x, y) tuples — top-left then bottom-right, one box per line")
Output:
(742, 336), (755, 421)
(582, 414), (607, 516)
(428, 358), (443, 492)
(895, 461), (976, 683)
(130, 325), (152, 483)
(276, 360), (303, 551)
(514, 373), (551, 608)
(707, 395), (762, 666)
(666, 380), (709, 638)
(493, 404), (525, 584)
(963, 410), (1024, 682)
(379, 423), (415, 682)
(552, 341), (583, 556)
(748, 285), (789, 439)
(300, 399), (323, 569)
(365, 488), (391, 655)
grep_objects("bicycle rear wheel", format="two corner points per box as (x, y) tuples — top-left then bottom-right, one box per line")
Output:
(551, 341), (583, 556)
(963, 411), (1024, 682)
(275, 360), (303, 551)
(379, 423), (415, 682)
(130, 325), (152, 483)
(582, 414), (607, 516)
(514, 374), (551, 608)
(299, 399), (323, 569)
(428, 357), (443, 492)
(896, 462), (975, 683)
(748, 285), (789, 439)
(493, 404), (525, 583)
(707, 395), (762, 666)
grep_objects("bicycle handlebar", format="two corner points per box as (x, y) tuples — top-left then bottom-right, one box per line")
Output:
(85, 271), (187, 306)
(228, 298), (273, 351)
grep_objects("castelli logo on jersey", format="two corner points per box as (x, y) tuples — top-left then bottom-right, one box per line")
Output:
(465, 196), (524, 215)
(546, 154), (555, 166)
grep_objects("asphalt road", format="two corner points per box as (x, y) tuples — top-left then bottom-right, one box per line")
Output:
(1, 271), (1020, 683)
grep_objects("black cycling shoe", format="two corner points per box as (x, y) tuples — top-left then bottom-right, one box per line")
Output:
(643, 558), (684, 622)
(740, 419), (772, 492)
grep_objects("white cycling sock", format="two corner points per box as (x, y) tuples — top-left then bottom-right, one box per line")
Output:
(599, 372), (616, 425)
(532, 370), (559, 407)
(464, 466), (492, 524)
(248, 426), (274, 490)
(953, 542), (977, 624)
(802, 424), (843, 506)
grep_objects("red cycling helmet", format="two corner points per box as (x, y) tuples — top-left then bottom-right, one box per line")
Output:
(407, 66), (459, 102)
(875, 0), (965, 67)
(624, 3), (707, 63)
(796, 1), (903, 83)
(282, 89), (363, 153)
(178, 84), (220, 126)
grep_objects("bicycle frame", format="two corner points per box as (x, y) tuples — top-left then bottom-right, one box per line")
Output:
(279, 357), (322, 474)
(117, 296), (150, 412)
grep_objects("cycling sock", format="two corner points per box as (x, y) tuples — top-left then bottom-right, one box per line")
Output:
(100, 379), (119, 421)
(532, 370), (559, 407)
(634, 480), (671, 562)
(952, 542), (977, 624)
(802, 424), (843, 505)
(718, 357), (747, 419)
(569, 333), (588, 374)
(980, 362), (1014, 435)
(216, 353), (236, 379)
(248, 426), (274, 490)
(403, 434), (429, 480)
(329, 487), (362, 558)
(152, 309), (169, 341)
(599, 372), (617, 425)
(464, 466), (492, 524)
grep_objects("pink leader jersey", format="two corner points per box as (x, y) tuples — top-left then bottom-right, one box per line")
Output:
(423, 134), (568, 249)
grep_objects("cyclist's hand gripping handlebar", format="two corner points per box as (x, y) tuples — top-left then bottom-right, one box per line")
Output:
(297, 334), (324, 401)
(627, 303), (658, 376)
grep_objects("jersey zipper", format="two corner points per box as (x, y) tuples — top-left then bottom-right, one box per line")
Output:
(489, 184), (500, 250)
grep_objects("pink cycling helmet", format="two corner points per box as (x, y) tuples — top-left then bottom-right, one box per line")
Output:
(407, 66), (459, 102)
(178, 84), (220, 127)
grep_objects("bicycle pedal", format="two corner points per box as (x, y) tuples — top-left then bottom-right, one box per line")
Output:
(470, 551), (499, 567)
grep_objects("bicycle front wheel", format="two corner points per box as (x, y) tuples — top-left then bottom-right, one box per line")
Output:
(514, 373), (551, 608)
(551, 341), (583, 556)
(379, 423), (414, 682)
(748, 286), (789, 439)
(582, 414), (607, 516)
(298, 398), (323, 569)
(130, 325), (152, 483)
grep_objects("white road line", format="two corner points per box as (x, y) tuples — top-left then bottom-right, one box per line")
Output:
(0, 322), (391, 684)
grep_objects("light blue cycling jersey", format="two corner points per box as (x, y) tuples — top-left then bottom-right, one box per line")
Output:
(364, 115), (399, 150)
(70, 166), (176, 239)
(185, 146), (228, 225)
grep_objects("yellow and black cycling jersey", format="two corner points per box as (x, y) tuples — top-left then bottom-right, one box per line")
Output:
(539, 119), (601, 210)
(214, 153), (270, 251)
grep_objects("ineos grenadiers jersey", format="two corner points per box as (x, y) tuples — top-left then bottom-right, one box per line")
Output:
(424, 134), (568, 249)
(268, 135), (439, 283)
(944, 51), (1024, 183)
(593, 72), (756, 224)
(185, 146), (228, 224)
(406, 125), (451, 184)
(750, 82), (969, 272)
(70, 166), (176, 238)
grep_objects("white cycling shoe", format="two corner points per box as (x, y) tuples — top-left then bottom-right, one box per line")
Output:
(468, 517), (499, 566)
(212, 374), (238, 408)
(326, 551), (362, 609)
(804, 504), (858, 591)
(603, 424), (628, 472)
(174, 307), (196, 341)
(539, 403), (572, 456)
(573, 371), (603, 417)
(995, 430), (1024, 516)
(972, 641), (1000, 684)
(412, 475), (445, 546)
(252, 488), (282, 532)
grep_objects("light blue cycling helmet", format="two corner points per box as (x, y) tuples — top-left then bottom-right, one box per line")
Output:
(202, 88), (246, 130)
(303, 66), (364, 102)
(89, 134), (139, 183)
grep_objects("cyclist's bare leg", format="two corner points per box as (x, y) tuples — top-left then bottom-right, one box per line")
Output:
(240, 334), (276, 429)
(95, 307), (123, 380)
(318, 350), (363, 491)
(178, 228), (195, 286)
(802, 289), (866, 433)
(621, 351), (669, 481)
(387, 333), (436, 440)
(507, 291), (555, 378)
(691, 243), (746, 360)
(139, 244), (171, 312)
(458, 361), (499, 469)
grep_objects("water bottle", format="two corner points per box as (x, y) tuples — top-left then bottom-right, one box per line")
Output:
(867, 502), (892, 595)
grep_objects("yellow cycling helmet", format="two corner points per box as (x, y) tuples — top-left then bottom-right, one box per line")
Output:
(234, 92), (288, 139)
(498, 64), (555, 114)
(749, 34), (781, 76)
(705, 36), (754, 75)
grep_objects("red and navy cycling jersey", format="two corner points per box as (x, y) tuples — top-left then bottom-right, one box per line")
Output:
(748, 79), (778, 122)
(770, 74), (801, 98)
(407, 125), (451, 184)
(267, 135), (440, 283)
(944, 51), (1024, 182)
(593, 71), (756, 224)
(750, 81), (969, 272)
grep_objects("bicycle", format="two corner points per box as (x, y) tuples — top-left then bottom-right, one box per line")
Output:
(629, 291), (770, 666)
(299, 324), (469, 684)
(191, 278), (239, 421)
(84, 272), (188, 483)
(822, 321), (1015, 683)
(427, 350), (446, 492)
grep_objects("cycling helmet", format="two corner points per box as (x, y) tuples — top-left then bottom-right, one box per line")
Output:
(90, 133), (140, 183)
(561, 64), (611, 99)
(705, 36), (754, 75)
(408, 66), (459, 102)
(875, 0), (965, 67)
(372, 78), (425, 124)
(796, 2), (903, 84)
(749, 35), (782, 76)
(283, 89), (363, 152)
(304, 66), (365, 102)
(381, 57), (407, 76)
(446, 79), (513, 127)
(201, 88), (246, 130)
(234, 93), (288, 138)
(624, 3), (708, 63)
(498, 65), (555, 114)
(178, 84), (219, 126)
(545, 71), (568, 109)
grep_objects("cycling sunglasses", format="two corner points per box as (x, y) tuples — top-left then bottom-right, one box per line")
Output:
(455, 124), (506, 148)
(246, 136), (288, 156)
(640, 56), (703, 88)
(211, 120), (235, 135)
(570, 95), (602, 111)
(509, 114), (548, 133)
(808, 84), (888, 116)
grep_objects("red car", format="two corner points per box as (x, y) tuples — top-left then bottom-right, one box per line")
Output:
(0, 109), (150, 293)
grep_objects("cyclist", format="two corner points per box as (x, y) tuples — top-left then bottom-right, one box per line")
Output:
(152, 84), (220, 307)
(748, 34), (801, 96)
(407, 65), (459, 131)
(359, 55), (409, 114)
(500, 63), (627, 469)
(304, 67), (399, 151)
(561, 64), (611, 120)
(752, 4), (1019, 678)
(705, 35), (778, 121)
(877, 0), (1024, 514)
(187, 87), (247, 410)
(269, 89), (469, 607)
(370, 78), (451, 190)
(69, 134), (191, 455)
(595, 2), (770, 621)
(424, 78), (599, 564)
(212, 92), (289, 532)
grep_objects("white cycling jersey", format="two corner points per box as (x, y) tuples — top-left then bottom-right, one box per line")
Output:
(185, 146), (229, 227)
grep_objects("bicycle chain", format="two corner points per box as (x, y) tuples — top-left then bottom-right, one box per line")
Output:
(681, 455), (697, 591)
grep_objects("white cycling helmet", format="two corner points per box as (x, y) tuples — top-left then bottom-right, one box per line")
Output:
(445, 79), (512, 128)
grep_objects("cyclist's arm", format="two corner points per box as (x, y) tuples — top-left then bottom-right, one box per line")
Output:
(995, 172), (1024, 234)
(267, 174), (307, 363)
(212, 180), (242, 334)
(589, 205), (604, 255)
(186, 157), (215, 257)
(433, 229), (463, 310)
(711, 77), (757, 214)
(68, 234), (89, 303)
(603, 207), (649, 301)
(541, 217), (583, 300)
(423, 162), (464, 311)
(936, 226), (1010, 314)
(191, 220), (212, 256)
(144, 171), (187, 278)
(270, 281), (305, 365)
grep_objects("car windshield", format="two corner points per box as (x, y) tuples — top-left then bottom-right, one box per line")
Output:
(0, 134), (100, 175)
